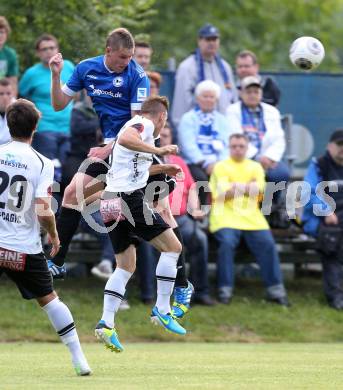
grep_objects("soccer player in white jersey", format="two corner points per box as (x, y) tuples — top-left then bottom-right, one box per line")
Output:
(0, 99), (91, 376)
(95, 96), (187, 352)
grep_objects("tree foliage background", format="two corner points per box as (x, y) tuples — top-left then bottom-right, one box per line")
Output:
(0, 0), (155, 71)
(149, 0), (343, 71)
(1, 0), (343, 72)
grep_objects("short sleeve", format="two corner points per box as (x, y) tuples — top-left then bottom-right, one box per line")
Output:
(19, 69), (33, 97)
(62, 62), (84, 96)
(131, 119), (154, 142)
(130, 71), (150, 111)
(35, 160), (54, 198)
(61, 60), (75, 82)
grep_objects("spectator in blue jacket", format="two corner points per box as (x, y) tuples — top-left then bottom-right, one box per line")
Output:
(178, 80), (229, 205)
(302, 130), (343, 309)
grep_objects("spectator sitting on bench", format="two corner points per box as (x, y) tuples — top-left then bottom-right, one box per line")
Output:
(226, 76), (289, 202)
(209, 133), (289, 306)
(178, 80), (229, 206)
(302, 130), (343, 310)
(235, 50), (280, 106)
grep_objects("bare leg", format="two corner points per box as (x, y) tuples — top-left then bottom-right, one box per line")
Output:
(53, 172), (104, 265)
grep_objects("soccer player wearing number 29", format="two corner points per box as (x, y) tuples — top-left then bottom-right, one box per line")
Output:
(0, 100), (91, 376)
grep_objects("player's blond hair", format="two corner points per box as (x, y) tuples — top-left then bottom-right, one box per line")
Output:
(106, 28), (135, 51)
(141, 96), (169, 116)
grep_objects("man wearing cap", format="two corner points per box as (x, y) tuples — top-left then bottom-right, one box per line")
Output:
(226, 75), (289, 186)
(235, 50), (280, 106)
(171, 23), (237, 127)
(302, 130), (343, 310)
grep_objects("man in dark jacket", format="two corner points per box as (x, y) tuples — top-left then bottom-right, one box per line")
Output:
(302, 130), (343, 309)
(235, 50), (280, 106)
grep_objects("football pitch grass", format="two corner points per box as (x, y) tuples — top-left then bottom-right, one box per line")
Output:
(1, 342), (342, 389)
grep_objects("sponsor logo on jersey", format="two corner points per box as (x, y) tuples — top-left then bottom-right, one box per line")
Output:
(89, 84), (122, 98)
(0, 247), (26, 271)
(132, 153), (139, 182)
(0, 154), (27, 169)
(113, 76), (124, 87)
(139, 71), (146, 78)
(137, 88), (147, 102)
(86, 74), (98, 79)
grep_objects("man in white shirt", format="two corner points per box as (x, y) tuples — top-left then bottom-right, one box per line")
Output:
(0, 78), (14, 144)
(0, 99), (91, 376)
(95, 96), (187, 353)
(226, 76), (289, 185)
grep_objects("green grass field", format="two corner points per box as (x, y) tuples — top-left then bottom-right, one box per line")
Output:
(1, 276), (343, 343)
(1, 343), (343, 389)
(2, 276), (343, 389)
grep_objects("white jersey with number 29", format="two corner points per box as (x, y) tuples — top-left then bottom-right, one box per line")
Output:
(0, 141), (54, 254)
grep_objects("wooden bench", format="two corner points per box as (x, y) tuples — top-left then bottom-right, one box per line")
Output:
(65, 226), (319, 268)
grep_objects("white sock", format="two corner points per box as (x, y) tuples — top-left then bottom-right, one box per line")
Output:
(101, 267), (132, 328)
(155, 251), (179, 314)
(42, 297), (87, 366)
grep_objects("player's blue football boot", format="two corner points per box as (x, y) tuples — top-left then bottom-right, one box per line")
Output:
(150, 306), (186, 335)
(172, 281), (194, 319)
(94, 320), (123, 352)
(47, 260), (66, 280)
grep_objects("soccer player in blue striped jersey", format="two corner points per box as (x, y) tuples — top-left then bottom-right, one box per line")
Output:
(48, 28), (149, 269)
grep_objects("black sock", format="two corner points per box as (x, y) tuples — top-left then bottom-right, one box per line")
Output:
(173, 227), (188, 288)
(52, 207), (81, 266)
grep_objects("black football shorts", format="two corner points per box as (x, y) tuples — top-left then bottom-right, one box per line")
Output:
(0, 252), (53, 300)
(101, 188), (170, 254)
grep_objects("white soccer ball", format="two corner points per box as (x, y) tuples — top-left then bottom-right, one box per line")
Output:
(289, 36), (325, 70)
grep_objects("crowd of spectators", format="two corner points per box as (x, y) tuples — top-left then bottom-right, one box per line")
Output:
(1, 16), (342, 311)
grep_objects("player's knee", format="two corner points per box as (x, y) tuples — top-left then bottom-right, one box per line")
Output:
(37, 291), (58, 307)
(118, 263), (136, 274)
(116, 252), (136, 274)
(167, 237), (182, 254)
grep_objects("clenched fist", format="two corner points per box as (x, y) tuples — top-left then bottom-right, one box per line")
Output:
(49, 53), (64, 75)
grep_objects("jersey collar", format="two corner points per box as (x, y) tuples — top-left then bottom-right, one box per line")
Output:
(103, 56), (115, 73)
